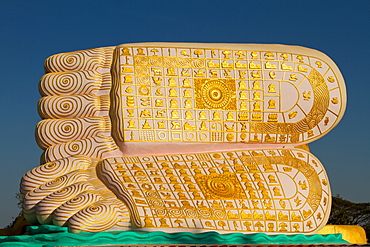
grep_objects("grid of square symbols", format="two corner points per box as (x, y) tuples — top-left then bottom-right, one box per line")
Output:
(107, 148), (327, 232)
(118, 46), (338, 144)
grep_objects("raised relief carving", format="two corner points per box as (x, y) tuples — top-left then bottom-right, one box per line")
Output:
(23, 43), (346, 235)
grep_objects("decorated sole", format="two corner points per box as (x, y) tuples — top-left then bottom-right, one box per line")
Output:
(110, 43), (346, 144)
(98, 148), (330, 234)
(22, 43), (344, 233)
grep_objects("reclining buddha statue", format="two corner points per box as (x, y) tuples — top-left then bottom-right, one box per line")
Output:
(20, 43), (346, 234)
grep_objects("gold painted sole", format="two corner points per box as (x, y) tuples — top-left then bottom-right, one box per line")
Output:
(99, 148), (330, 233)
(111, 43), (346, 144)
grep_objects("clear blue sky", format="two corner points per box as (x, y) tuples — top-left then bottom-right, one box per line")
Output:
(0, 0), (369, 228)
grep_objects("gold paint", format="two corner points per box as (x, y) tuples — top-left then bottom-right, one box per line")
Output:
(183, 89), (192, 98)
(226, 112), (234, 121)
(142, 120), (151, 129)
(213, 111), (221, 120)
(235, 51), (245, 59)
(181, 68), (190, 76)
(299, 180), (307, 190)
(223, 69), (231, 78)
(222, 50), (231, 59)
(268, 99), (276, 109)
(151, 68), (162, 76)
(208, 60), (220, 68)
(251, 71), (261, 78)
(327, 76), (335, 83)
(289, 74), (298, 81)
(269, 71), (276, 79)
(280, 53), (288, 60)
(264, 52), (274, 60)
(180, 50), (189, 57)
(210, 70), (218, 77)
(265, 62), (277, 69)
(224, 123), (234, 131)
(184, 122), (196, 130)
(303, 91), (311, 100)
(156, 110), (165, 118)
(155, 99), (163, 107)
(281, 63), (292, 70)
(124, 75), (133, 83)
(235, 61), (247, 68)
(139, 86), (150, 96)
(34, 44), (341, 233)
(268, 83), (276, 93)
(125, 87), (133, 93)
(253, 102), (261, 111)
(238, 81), (247, 90)
(221, 60), (233, 68)
(185, 111), (193, 120)
(253, 81), (261, 90)
(171, 121), (181, 130)
(126, 96), (135, 107)
(324, 117), (329, 126)
(127, 109), (135, 117)
(152, 77), (162, 86)
(122, 47), (131, 55)
(128, 119), (136, 128)
(136, 48), (145, 55)
(169, 88), (177, 97)
(167, 68), (177, 76)
(252, 113), (262, 121)
(298, 65), (308, 72)
(200, 121), (208, 131)
(182, 78), (191, 87)
(318, 225), (368, 244)
(331, 97), (339, 104)
(184, 100), (192, 108)
(171, 110), (179, 119)
(239, 91), (248, 100)
(140, 98), (150, 106)
(168, 78), (176, 87)
(288, 111), (298, 119)
(253, 91), (261, 100)
(249, 61), (261, 69)
(238, 113), (248, 121)
(157, 121), (165, 129)
(239, 70), (247, 79)
(194, 69), (205, 77)
(122, 67), (133, 73)
(250, 51), (258, 59)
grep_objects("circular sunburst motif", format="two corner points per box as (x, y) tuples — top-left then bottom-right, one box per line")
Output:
(202, 80), (232, 109)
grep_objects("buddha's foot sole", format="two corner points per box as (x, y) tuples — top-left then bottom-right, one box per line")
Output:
(98, 148), (330, 233)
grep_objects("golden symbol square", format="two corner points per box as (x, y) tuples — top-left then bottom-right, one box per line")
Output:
(194, 78), (237, 110)
(195, 174), (246, 200)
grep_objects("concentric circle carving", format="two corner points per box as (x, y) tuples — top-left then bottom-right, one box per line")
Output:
(195, 174), (246, 199)
(201, 80), (232, 109)
(205, 176), (236, 198)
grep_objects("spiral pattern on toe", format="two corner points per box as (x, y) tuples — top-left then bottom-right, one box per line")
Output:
(39, 71), (103, 96)
(36, 117), (111, 149)
(23, 170), (88, 210)
(43, 136), (118, 162)
(36, 182), (94, 214)
(21, 156), (91, 194)
(38, 95), (105, 119)
(68, 200), (122, 232)
(53, 191), (103, 226)
(44, 48), (106, 73)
